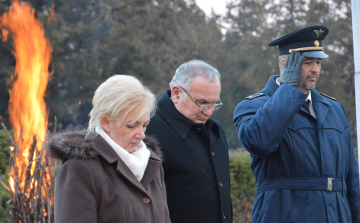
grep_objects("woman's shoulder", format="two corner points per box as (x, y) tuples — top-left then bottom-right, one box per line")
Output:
(48, 130), (100, 162)
(51, 130), (106, 186)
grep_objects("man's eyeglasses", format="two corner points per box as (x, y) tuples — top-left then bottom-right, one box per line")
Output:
(178, 86), (223, 111)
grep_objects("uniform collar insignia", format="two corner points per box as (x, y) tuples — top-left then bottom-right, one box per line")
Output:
(314, 29), (325, 37)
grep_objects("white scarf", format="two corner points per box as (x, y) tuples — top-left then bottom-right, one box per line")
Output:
(96, 127), (150, 181)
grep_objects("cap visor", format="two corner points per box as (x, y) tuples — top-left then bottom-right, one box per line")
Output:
(301, 51), (329, 59)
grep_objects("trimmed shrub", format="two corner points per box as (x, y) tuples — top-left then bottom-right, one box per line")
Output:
(229, 149), (255, 223)
(0, 130), (11, 221)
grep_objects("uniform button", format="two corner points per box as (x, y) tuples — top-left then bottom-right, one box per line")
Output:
(223, 213), (225, 219)
(219, 182), (223, 188)
(211, 151), (215, 157)
(143, 197), (151, 204)
(196, 128), (201, 132)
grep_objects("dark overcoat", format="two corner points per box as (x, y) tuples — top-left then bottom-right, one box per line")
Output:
(233, 75), (360, 223)
(49, 130), (171, 223)
(146, 90), (233, 223)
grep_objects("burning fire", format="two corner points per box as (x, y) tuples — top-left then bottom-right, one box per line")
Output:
(0, 0), (53, 211)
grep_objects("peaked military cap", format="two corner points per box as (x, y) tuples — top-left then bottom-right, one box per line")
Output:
(268, 25), (329, 58)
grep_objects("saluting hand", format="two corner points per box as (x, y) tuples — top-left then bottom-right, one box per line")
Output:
(280, 52), (305, 89)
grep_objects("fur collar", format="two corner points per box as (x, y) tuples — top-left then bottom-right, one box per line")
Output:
(48, 130), (161, 161)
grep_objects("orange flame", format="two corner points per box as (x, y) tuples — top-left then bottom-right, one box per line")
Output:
(9, 177), (14, 192)
(0, 0), (52, 195)
(1, 28), (8, 41)
(47, 4), (56, 23)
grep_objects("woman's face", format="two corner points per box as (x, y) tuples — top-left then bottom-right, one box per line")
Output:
(102, 110), (150, 153)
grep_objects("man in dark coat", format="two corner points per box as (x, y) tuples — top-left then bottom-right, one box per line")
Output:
(233, 25), (360, 222)
(146, 59), (233, 223)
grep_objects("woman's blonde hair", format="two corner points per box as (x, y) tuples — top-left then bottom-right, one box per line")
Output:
(87, 75), (156, 132)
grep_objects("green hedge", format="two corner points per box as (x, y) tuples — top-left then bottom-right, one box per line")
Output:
(0, 130), (11, 221)
(229, 149), (255, 223)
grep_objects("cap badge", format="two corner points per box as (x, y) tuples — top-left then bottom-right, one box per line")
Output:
(314, 40), (320, 47)
(314, 29), (325, 37)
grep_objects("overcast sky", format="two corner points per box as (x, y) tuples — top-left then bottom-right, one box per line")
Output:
(195, 0), (228, 16)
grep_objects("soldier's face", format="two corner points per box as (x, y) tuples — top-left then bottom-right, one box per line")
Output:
(172, 75), (221, 124)
(299, 57), (322, 94)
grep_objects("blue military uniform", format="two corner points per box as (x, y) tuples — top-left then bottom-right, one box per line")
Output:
(233, 26), (360, 223)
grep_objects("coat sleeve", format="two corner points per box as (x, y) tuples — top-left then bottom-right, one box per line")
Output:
(54, 159), (98, 223)
(233, 84), (307, 158)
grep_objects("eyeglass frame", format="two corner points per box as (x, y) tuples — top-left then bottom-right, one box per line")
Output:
(178, 86), (223, 111)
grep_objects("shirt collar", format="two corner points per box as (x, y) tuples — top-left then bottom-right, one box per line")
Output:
(306, 90), (312, 104)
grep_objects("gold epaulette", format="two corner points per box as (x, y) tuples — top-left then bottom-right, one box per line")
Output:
(244, 93), (264, 100)
(320, 92), (336, 101)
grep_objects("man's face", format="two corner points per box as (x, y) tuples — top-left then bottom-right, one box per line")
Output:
(172, 75), (221, 124)
(298, 57), (322, 93)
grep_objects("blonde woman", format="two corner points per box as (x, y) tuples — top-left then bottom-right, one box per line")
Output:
(49, 75), (171, 223)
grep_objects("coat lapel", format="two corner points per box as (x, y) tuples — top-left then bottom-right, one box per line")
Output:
(311, 90), (332, 128)
(93, 134), (150, 196)
(141, 150), (161, 187)
(115, 159), (150, 195)
(156, 90), (194, 140)
(300, 106), (311, 115)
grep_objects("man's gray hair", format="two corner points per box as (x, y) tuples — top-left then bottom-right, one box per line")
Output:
(278, 54), (290, 75)
(169, 59), (221, 91)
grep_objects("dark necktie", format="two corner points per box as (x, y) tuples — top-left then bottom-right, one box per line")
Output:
(303, 100), (310, 112)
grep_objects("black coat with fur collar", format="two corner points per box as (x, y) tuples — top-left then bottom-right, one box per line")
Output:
(49, 130), (170, 223)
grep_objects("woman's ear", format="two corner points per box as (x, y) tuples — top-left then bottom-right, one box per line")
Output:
(171, 86), (181, 104)
(100, 116), (111, 133)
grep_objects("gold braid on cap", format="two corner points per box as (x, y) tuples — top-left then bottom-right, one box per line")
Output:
(289, 47), (324, 53)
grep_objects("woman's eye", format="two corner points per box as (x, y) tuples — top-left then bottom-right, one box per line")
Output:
(127, 125), (136, 129)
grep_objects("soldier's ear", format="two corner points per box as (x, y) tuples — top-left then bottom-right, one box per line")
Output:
(280, 59), (286, 75)
(171, 86), (181, 104)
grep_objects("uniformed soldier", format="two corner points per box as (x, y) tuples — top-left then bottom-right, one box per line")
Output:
(233, 25), (360, 222)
